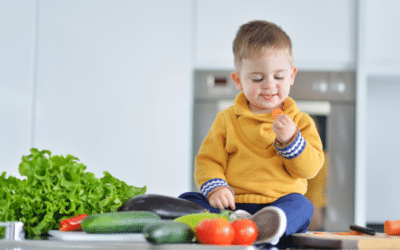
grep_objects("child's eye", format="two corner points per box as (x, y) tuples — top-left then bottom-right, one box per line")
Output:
(252, 78), (263, 83)
(275, 76), (284, 80)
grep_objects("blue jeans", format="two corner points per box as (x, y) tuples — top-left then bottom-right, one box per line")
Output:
(178, 192), (313, 246)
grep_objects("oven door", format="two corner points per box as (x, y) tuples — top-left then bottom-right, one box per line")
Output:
(325, 102), (355, 231)
(297, 101), (355, 231)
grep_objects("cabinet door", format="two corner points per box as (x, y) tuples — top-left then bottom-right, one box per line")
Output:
(34, 0), (193, 197)
(364, 0), (400, 75)
(366, 76), (400, 223)
(0, 1), (36, 178)
(195, 0), (356, 70)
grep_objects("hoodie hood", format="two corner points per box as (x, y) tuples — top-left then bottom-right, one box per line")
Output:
(233, 91), (300, 122)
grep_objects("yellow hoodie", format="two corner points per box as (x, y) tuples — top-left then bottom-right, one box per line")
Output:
(195, 92), (325, 204)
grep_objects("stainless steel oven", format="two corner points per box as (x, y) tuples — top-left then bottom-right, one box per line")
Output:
(192, 70), (356, 231)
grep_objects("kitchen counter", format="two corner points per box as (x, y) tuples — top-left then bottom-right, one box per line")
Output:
(0, 240), (280, 250)
(4, 232), (399, 250)
(0, 226), (296, 250)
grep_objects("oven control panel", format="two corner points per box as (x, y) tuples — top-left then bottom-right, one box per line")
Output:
(194, 70), (355, 102)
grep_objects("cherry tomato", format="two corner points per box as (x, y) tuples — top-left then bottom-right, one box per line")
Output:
(231, 219), (258, 245)
(195, 218), (234, 245)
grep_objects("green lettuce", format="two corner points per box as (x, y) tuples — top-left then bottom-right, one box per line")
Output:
(0, 148), (146, 238)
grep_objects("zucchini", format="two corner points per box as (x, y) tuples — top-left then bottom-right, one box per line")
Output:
(143, 221), (194, 244)
(81, 211), (161, 234)
(118, 194), (207, 219)
(174, 212), (229, 231)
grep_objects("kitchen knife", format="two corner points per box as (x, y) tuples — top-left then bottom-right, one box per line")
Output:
(350, 225), (376, 235)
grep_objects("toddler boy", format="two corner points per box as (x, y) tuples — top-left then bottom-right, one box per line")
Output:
(180, 20), (325, 246)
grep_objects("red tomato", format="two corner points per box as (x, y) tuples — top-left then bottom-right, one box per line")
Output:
(231, 219), (258, 245)
(195, 218), (234, 245)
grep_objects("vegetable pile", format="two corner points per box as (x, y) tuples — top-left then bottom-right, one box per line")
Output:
(0, 148), (146, 238)
(75, 208), (258, 245)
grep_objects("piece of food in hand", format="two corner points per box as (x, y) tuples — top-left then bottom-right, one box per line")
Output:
(59, 213), (88, 231)
(118, 194), (207, 219)
(272, 108), (283, 120)
(143, 221), (194, 244)
(174, 212), (229, 232)
(81, 211), (161, 234)
(195, 218), (234, 245)
(231, 219), (258, 245)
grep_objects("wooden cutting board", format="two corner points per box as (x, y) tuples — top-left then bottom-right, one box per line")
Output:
(292, 232), (400, 249)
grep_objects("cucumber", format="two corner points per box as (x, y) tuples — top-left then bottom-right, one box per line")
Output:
(143, 221), (194, 244)
(81, 211), (161, 234)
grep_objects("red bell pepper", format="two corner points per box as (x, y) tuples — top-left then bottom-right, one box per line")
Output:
(59, 213), (88, 231)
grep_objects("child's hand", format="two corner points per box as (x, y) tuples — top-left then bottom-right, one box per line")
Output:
(272, 114), (296, 145)
(208, 187), (236, 210)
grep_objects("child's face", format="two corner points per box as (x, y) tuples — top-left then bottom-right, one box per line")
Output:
(231, 48), (297, 114)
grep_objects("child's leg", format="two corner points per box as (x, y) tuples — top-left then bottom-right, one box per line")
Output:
(178, 192), (220, 213)
(270, 193), (313, 236)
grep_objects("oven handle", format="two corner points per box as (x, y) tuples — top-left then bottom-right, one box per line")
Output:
(296, 101), (331, 116)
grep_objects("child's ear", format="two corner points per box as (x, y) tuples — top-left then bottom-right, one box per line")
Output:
(231, 72), (243, 90)
(290, 66), (297, 86)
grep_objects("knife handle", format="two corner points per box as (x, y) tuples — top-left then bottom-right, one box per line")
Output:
(350, 225), (376, 235)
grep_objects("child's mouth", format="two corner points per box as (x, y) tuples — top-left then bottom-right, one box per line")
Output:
(262, 94), (275, 101)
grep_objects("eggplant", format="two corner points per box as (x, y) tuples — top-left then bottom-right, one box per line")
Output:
(118, 194), (207, 219)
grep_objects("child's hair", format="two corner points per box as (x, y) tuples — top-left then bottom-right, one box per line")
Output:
(232, 20), (293, 70)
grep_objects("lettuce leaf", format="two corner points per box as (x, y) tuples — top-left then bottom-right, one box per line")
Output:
(0, 148), (146, 238)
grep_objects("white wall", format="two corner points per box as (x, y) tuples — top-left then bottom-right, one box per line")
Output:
(1, 0), (193, 197)
(0, 0), (36, 178)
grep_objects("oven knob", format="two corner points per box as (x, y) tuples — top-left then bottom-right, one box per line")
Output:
(331, 82), (346, 94)
(312, 82), (328, 94)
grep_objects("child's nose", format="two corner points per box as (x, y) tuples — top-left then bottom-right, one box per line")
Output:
(262, 79), (274, 89)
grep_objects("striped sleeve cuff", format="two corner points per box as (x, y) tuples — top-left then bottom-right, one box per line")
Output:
(200, 178), (230, 198)
(274, 129), (306, 159)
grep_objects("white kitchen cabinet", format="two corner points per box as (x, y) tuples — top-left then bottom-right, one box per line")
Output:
(0, 1), (36, 178)
(366, 76), (400, 223)
(364, 0), (400, 76)
(357, 0), (400, 224)
(194, 0), (356, 71)
(34, 0), (193, 197)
